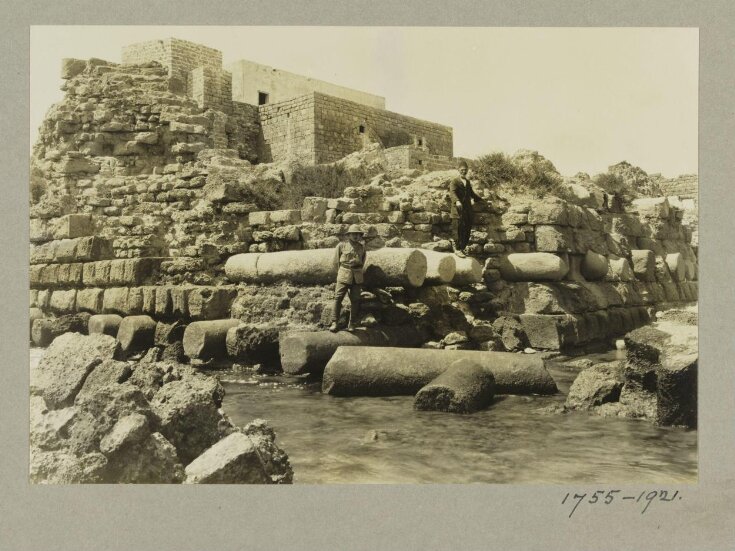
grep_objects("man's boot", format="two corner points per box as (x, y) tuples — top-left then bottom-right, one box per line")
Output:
(329, 303), (341, 332)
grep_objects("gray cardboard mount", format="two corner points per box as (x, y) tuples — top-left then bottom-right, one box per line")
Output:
(3, 1), (734, 550)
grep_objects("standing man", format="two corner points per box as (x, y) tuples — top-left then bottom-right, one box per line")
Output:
(329, 224), (366, 332)
(448, 160), (483, 258)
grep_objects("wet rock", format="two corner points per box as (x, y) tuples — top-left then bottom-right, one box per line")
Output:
(184, 432), (269, 484)
(31, 313), (91, 347)
(242, 419), (293, 484)
(565, 362), (624, 410)
(31, 332), (120, 409)
(151, 374), (230, 465)
(656, 353), (697, 428)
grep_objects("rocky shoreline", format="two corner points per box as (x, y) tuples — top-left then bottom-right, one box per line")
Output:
(30, 332), (293, 484)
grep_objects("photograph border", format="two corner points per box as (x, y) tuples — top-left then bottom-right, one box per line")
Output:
(3, 1), (734, 550)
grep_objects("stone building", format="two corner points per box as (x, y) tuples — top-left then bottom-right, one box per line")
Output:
(122, 38), (454, 167)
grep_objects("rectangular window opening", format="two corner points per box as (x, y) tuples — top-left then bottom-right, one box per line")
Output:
(359, 125), (366, 134)
(258, 91), (269, 105)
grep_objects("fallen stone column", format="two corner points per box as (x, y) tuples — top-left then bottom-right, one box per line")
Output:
(88, 314), (123, 337)
(499, 253), (569, 282)
(223, 253), (261, 282)
(451, 256), (482, 285)
(421, 250), (456, 284)
(280, 325), (427, 376)
(414, 359), (496, 413)
(117, 315), (157, 353)
(183, 319), (240, 360)
(363, 248), (427, 287)
(31, 313), (90, 347)
(225, 248), (427, 287)
(322, 346), (557, 396)
(256, 249), (337, 285)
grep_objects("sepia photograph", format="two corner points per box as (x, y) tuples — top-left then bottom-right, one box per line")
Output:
(27, 25), (700, 486)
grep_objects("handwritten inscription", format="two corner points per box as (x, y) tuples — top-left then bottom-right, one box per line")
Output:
(561, 490), (683, 518)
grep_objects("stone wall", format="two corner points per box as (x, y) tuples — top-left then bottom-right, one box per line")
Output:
(313, 93), (453, 164)
(258, 95), (316, 164)
(188, 66), (232, 113)
(123, 38), (223, 95)
(229, 58), (386, 109)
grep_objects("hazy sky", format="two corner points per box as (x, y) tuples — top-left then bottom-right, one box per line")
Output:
(30, 26), (698, 177)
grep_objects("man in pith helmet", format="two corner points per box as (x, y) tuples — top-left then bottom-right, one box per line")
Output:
(329, 224), (367, 332)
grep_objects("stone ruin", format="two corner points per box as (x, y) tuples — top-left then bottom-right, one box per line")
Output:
(30, 37), (699, 358)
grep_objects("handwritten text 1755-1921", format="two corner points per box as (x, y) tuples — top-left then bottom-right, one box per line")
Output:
(561, 490), (683, 518)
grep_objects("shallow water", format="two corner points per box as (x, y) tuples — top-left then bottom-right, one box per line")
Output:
(220, 351), (698, 484)
(30, 346), (697, 484)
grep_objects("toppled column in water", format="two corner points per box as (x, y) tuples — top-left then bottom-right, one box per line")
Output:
(414, 359), (496, 413)
(225, 248), (427, 287)
(322, 346), (558, 396)
(280, 325), (427, 376)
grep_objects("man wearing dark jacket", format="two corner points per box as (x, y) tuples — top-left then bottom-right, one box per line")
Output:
(448, 160), (483, 257)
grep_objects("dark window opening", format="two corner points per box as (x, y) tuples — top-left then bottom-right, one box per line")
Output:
(418, 138), (423, 146)
(258, 92), (269, 105)
(358, 125), (366, 134)
(418, 160), (423, 166)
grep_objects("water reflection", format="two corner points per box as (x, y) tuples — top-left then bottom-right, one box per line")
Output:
(221, 356), (697, 484)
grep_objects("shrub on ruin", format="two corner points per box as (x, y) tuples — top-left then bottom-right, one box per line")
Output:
(473, 152), (519, 188)
(474, 151), (563, 198)
(593, 172), (626, 195)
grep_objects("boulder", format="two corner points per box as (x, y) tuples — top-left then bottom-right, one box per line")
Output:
(31, 313), (91, 347)
(151, 374), (230, 465)
(240, 419), (293, 484)
(88, 314), (123, 337)
(665, 252), (686, 281)
(322, 346), (557, 396)
(184, 432), (269, 484)
(76, 359), (132, 400)
(183, 319), (240, 360)
(414, 359), (496, 413)
(225, 323), (280, 364)
(280, 325), (427, 376)
(656, 353), (697, 428)
(499, 253), (569, 282)
(605, 256), (635, 282)
(117, 315), (157, 353)
(565, 362), (624, 410)
(31, 333), (120, 409)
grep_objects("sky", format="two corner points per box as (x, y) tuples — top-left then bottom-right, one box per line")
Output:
(30, 26), (698, 177)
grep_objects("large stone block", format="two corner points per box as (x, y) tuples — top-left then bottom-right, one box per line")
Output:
(605, 256), (635, 282)
(300, 197), (328, 222)
(519, 314), (575, 350)
(499, 252), (569, 282)
(632, 196), (670, 219)
(76, 288), (104, 313)
(631, 249), (656, 282)
(534, 225), (574, 253)
(528, 198), (569, 225)
(49, 290), (77, 314)
(580, 250), (608, 281)
(184, 432), (269, 484)
(270, 209), (301, 224)
(665, 253), (686, 282)
(183, 319), (240, 360)
(187, 286), (238, 320)
(51, 214), (94, 240)
(102, 288), (130, 315)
